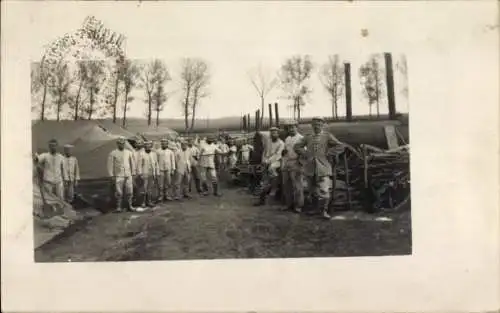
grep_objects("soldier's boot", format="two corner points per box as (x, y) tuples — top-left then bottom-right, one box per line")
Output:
(201, 182), (209, 196)
(195, 178), (203, 193)
(114, 198), (123, 213)
(212, 182), (222, 197)
(253, 185), (270, 206)
(321, 198), (332, 219)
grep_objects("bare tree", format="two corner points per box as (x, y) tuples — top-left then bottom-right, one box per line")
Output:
(319, 55), (344, 119)
(31, 60), (51, 120)
(279, 55), (313, 121)
(152, 72), (171, 127)
(68, 61), (89, 121)
(139, 59), (170, 126)
(359, 54), (385, 118)
(49, 62), (73, 121)
(121, 59), (139, 128)
(180, 58), (210, 132)
(248, 64), (277, 124)
(81, 60), (106, 120)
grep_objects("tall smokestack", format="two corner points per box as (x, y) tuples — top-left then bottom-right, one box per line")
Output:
(268, 103), (273, 128)
(384, 52), (396, 119)
(344, 62), (353, 121)
(274, 102), (280, 127)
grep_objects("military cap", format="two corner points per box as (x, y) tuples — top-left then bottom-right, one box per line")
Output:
(116, 136), (126, 143)
(160, 138), (168, 143)
(283, 119), (298, 126)
(63, 144), (74, 148)
(48, 138), (58, 144)
(269, 127), (280, 132)
(312, 116), (325, 122)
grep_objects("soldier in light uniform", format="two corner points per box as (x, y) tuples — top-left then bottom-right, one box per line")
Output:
(294, 117), (344, 219)
(107, 137), (136, 212)
(174, 140), (192, 200)
(240, 139), (253, 165)
(198, 135), (222, 196)
(254, 127), (285, 206)
(156, 138), (176, 202)
(37, 139), (65, 200)
(133, 139), (145, 205)
(281, 120), (304, 212)
(138, 141), (159, 208)
(62, 144), (80, 204)
(187, 138), (202, 193)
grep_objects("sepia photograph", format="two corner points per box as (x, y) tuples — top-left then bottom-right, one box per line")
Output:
(32, 15), (411, 262)
(3, 1), (499, 312)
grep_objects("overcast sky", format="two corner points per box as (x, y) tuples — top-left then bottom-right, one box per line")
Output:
(25, 2), (489, 120)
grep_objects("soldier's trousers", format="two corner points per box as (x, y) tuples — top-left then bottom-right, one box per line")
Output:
(199, 167), (217, 183)
(158, 171), (174, 199)
(283, 168), (304, 208)
(114, 176), (133, 209)
(174, 171), (190, 198)
(63, 180), (76, 203)
(307, 175), (332, 211)
(141, 175), (156, 205)
(44, 181), (64, 200)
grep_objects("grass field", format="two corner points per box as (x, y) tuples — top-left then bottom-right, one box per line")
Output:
(35, 186), (412, 262)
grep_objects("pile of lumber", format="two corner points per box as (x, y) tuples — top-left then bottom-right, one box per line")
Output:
(359, 144), (410, 212)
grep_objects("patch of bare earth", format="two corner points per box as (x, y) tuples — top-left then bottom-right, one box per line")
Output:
(35, 188), (411, 262)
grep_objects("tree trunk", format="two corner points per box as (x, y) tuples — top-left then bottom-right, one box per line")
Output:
(74, 80), (83, 121)
(147, 93), (152, 126)
(156, 109), (160, 128)
(369, 105), (372, 117)
(184, 86), (191, 131)
(40, 84), (47, 121)
(190, 99), (197, 131)
(297, 97), (301, 122)
(88, 88), (94, 120)
(112, 74), (119, 123)
(122, 91), (128, 128)
(56, 97), (61, 121)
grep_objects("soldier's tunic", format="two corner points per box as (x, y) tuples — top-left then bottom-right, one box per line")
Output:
(199, 143), (221, 183)
(282, 133), (304, 208)
(156, 147), (176, 199)
(218, 142), (229, 169)
(174, 149), (191, 198)
(228, 145), (238, 168)
(107, 149), (136, 209)
(240, 144), (253, 164)
(62, 155), (80, 202)
(138, 150), (159, 205)
(37, 152), (65, 200)
(294, 131), (341, 205)
(262, 138), (285, 178)
(189, 145), (201, 191)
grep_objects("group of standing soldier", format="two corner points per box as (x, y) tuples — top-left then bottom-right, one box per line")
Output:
(34, 116), (344, 219)
(254, 117), (346, 220)
(107, 136), (228, 213)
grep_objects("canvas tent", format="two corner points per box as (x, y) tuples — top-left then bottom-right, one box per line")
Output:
(32, 120), (134, 181)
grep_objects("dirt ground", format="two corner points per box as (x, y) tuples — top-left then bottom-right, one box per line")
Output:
(35, 187), (412, 262)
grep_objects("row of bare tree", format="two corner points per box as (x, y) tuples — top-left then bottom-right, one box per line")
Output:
(249, 53), (403, 123)
(32, 53), (405, 130)
(31, 57), (210, 130)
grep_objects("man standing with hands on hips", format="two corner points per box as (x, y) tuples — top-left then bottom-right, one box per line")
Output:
(294, 117), (345, 219)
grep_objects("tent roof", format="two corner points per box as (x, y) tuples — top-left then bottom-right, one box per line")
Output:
(32, 120), (112, 153)
(94, 120), (137, 138)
